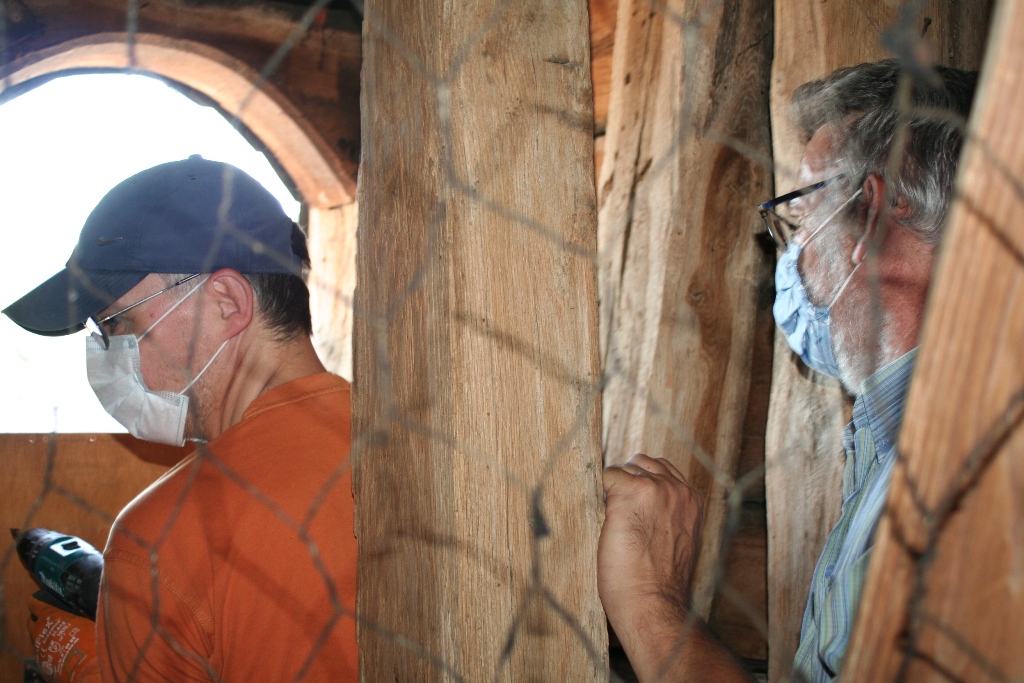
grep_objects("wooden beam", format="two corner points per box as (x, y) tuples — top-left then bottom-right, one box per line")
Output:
(308, 203), (358, 381)
(843, 0), (1024, 677)
(353, 0), (607, 680)
(597, 0), (775, 628)
(765, 3), (993, 680)
(589, 0), (617, 137)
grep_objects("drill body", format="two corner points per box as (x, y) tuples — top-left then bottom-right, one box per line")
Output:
(13, 528), (103, 621)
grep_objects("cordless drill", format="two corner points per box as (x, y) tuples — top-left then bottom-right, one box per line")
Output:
(12, 527), (103, 621)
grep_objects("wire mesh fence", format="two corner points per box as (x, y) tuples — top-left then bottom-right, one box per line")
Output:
(0, 0), (1019, 681)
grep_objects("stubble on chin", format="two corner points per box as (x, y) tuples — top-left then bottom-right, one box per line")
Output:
(831, 288), (876, 394)
(805, 235), (878, 394)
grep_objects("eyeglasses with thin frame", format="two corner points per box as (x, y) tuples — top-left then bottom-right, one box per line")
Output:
(85, 274), (201, 350)
(757, 175), (844, 251)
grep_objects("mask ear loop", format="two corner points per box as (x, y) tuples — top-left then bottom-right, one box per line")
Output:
(180, 338), (229, 394)
(827, 261), (862, 310)
(802, 188), (864, 247)
(138, 277), (210, 341)
(800, 187), (865, 312)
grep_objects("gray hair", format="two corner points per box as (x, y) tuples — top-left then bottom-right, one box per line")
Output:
(792, 59), (978, 243)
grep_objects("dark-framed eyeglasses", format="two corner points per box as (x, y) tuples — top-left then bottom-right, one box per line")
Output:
(85, 274), (201, 350)
(757, 175), (844, 251)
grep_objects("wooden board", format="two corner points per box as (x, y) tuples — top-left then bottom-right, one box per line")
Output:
(597, 0), (775, 631)
(842, 0), (1024, 677)
(309, 203), (358, 381)
(765, 3), (993, 679)
(588, 0), (617, 136)
(0, 434), (172, 683)
(353, 0), (607, 679)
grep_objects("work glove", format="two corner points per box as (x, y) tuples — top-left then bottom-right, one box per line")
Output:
(27, 592), (101, 683)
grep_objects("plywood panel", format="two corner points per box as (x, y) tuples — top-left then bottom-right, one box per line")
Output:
(0, 434), (173, 683)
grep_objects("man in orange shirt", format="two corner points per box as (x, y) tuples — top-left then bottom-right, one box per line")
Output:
(4, 156), (357, 681)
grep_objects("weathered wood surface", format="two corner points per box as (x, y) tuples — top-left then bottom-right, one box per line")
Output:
(0, 435), (173, 683)
(597, 0), (775, 636)
(842, 1), (1022, 677)
(706, 298), (776, 663)
(589, 0), (617, 137)
(353, 0), (607, 680)
(309, 203), (358, 381)
(765, 3), (993, 679)
(589, 0), (616, 193)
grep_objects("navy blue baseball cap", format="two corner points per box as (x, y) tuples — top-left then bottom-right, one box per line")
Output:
(2, 155), (306, 336)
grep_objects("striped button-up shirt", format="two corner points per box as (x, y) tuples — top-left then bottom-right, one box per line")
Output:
(790, 349), (918, 683)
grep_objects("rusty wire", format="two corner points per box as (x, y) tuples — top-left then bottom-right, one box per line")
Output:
(0, 1), (1020, 682)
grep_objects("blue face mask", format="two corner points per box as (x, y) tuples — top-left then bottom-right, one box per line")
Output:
(772, 189), (862, 379)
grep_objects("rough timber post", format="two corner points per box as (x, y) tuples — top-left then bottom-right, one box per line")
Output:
(352, 0), (607, 680)
(596, 0), (775, 635)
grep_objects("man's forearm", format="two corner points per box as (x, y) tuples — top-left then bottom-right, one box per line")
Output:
(618, 613), (753, 683)
(599, 456), (753, 682)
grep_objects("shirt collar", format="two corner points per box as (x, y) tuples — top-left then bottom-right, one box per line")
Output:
(850, 348), (919, 457)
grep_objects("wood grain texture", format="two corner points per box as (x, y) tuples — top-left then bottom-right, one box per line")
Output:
(309, 203), (358, 381)
(0, 435), (171, 683)
(597, 0), (774, 628)
(353, 0), (607, 679)
(589, 0), (617, 136)
(705, 295), (777, 661)
(765, 3), (993, 679)
(843, 1), (1023, 677)
(707, 505), (769, 662)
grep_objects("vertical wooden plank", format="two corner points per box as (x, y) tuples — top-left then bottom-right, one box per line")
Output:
(597, 0), (775, 624)
(765, 3), (993, 680)
(843, 0), (1023, 677)
(589, 0), (616, 199)
(589, 0), (617, 137)
(308, 203), (358, 381)
(353, 0), (607, 680)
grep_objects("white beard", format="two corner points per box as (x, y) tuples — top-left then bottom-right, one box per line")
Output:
(802, 227), (882, 395)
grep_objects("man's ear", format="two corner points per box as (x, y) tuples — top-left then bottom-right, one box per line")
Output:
(204, 269), (254, 339)
(851, 173), (887, 265)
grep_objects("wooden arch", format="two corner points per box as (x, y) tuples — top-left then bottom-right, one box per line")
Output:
(0, 32), (355, 208)
(0, 31), (358, 379)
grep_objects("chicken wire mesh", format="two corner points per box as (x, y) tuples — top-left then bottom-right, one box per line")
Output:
(0, 0), (1018, 681)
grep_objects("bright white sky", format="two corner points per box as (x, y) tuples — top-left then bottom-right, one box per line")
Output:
(0, 73), (301, 433)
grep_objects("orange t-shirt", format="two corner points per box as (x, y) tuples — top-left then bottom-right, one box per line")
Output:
(96, 373), (357, 682)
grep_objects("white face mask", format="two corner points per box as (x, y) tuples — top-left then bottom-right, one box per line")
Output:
(773, 189), (863, 379)
(86, 279), (228, 446)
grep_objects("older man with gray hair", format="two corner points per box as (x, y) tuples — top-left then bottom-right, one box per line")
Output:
(597, 59), (978, 682)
